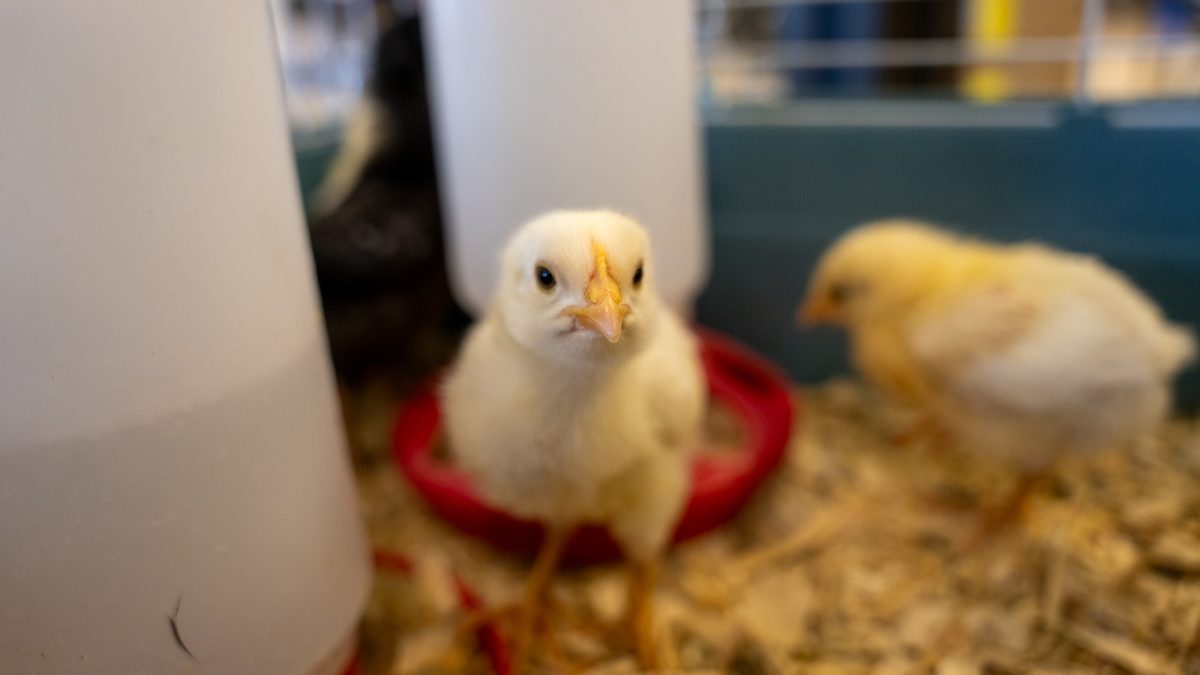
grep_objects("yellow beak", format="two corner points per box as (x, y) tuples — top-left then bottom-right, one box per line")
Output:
(798, 296), (834, 325)
(563, 242), (629, 343)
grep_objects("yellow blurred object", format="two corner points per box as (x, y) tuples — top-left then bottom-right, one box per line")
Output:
(972, 0), (1017, 46)
(963, 68), (1012, 102)
(963, 0), (1017, 101)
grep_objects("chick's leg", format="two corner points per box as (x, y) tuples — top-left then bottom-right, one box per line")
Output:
(966, 470), (1045, 549)
(626, 557), (661, 670)
(512, 526), (569, 668)
(608, 455), (688, 670)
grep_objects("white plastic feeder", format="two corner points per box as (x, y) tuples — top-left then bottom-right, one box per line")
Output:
(0, 2), (370, 673)
(423, 0), (709, 314)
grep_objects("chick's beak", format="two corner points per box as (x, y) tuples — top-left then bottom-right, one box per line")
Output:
(563, 242), (630, 343)
(567, 299), (627, 343)
(798, 295), (833, 325)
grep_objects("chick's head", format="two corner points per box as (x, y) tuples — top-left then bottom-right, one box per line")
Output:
(497, 210), (661, 367)
(800, 219), (965, 326)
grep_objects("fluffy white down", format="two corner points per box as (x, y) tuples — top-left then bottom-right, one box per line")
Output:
(910, 248), (1194, 469)
(441, 211), (706, 562)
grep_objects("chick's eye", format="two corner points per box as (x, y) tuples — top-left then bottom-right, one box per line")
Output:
(828, 281), (861, 305)
(632, 264), (644, 288)
(535, 265), (556, 290)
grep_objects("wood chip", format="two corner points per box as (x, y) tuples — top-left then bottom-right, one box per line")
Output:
(1040, 545), (1067, 632)
(899, 602), (954, 650)
(731, 568), (811, 649)
(578, 657), (640, 675)
(1064, 625), (1180, 675)
(1122, 494), (1186, 534)
(935, 655), (982, 675)
(1149, 531), (1200, 574)
(391, 621), (469, 675)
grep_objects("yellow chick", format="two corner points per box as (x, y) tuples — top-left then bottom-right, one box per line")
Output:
(801, 220), (1195, 531)
(442, 210), (705, 668)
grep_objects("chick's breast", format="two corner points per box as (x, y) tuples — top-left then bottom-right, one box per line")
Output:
(441, 312), (704, 532)
(600, 312), (705, 560)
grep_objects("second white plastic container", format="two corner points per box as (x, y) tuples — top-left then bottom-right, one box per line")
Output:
(423, 0), (709, 314)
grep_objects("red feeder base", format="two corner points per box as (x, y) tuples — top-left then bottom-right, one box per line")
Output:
(392, 329), (796, 564)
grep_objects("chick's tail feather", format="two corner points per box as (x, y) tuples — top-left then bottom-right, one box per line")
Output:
(1159, 325), (1197, 377)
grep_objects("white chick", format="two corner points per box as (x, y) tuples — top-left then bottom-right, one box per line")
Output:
(442, 210), (705, 668)
(802, 220), (1195, 534)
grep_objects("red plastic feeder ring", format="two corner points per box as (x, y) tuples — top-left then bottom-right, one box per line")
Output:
(392, 329), (797, 564)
